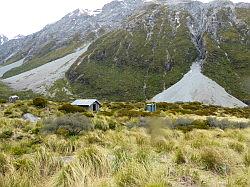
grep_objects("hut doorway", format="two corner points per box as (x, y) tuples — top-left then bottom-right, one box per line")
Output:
(93, 103), (97, 111)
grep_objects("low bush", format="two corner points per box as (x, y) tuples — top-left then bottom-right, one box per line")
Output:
(0, 153), (10, 174)
(43, 113), (93, 136)
(58, 103), (86, 113)
(199, 147), (230, 175)
(175, 120), (209, 132)
(116, 109), (151, 118)
(0, 99), (7, 103)
(175, 149), (186, 164)
(207, 117), (249, 129)
(0, 130), (13, 139)
(33, 97), (48, 108)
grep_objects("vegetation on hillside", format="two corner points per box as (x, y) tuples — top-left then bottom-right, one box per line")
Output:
(203, 8), (250, 102)
(67, 5), (198, 101)
(0, 82), (40, 101)
(3, 36), (84, 79)
(0, 99), (249, 186)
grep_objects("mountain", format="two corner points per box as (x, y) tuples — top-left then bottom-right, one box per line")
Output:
(0, 0), (249, 107)
(0, 0), (146, 76)
(0, 34), (8, 46)
(67, 0), (250, 105)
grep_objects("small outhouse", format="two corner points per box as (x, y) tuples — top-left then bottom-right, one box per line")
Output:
(71, 99), (101, 112)
(9, 95), (19, 103)
(146, 103), (157, 112)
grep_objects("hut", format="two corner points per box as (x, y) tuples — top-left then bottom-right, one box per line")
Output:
(71, 99), (101, 112)
(9, 95), (19, 103)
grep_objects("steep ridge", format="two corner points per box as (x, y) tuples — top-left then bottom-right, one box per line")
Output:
(0, 0), (248, 105)
(67, 3), (198, 101)
(0, 34), (8, 46)
(3, 44), (90, 94)
(67, 0), (249, 105)
(0, 0), (145, 67)
(151, 1), (248, 107)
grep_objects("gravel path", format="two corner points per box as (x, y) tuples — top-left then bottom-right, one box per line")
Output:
(151, 61), (247, 108)
(2, 44), (90, 94)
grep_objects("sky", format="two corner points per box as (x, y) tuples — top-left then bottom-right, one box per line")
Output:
(0, 0), (249, 38)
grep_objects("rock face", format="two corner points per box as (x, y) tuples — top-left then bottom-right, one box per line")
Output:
(67, 0), (249, 106)
(0, 0), (145, 64)
(150, 0), (249, 107)
(0, 0), (249, 107)
(0, 34), (8, 46)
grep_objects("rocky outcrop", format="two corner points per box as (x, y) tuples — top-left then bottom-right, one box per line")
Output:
(0, 0), (146, 64)
(0, 34), (8, 46)
(150, 0), (249, 107)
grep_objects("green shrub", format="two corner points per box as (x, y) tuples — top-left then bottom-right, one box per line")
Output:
(244, 150), (250, 166)
(175, 120), (209, 132)
(33, 97), (48, 108)
(0, 153), (9, 174)
(207, 117), (249, 129)
(43, 113), (93, 136)
(175, 149), (186, 164)
(98, 111), (114, 116)
(58, 103), (86, 113)
(11, 145), (30, 155)
(228, 141), (245, 153)
(0, 130), (13, 139)
(116, 109), (151, 118)
(0, 99), (7, 103)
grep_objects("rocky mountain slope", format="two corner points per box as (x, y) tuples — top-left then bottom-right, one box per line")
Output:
(3, 44), (90, 94)
(0, 34), (8, 45)
(0, 0), (249, 107)
(67, 0), (249, 105)
(0, 0), (145, 69)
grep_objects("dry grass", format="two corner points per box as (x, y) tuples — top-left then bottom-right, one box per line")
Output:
(0, 100), (249, 186)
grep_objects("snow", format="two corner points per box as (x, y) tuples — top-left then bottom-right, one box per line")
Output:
(3, 43), (91, 94)
(151, 61), (247, 108)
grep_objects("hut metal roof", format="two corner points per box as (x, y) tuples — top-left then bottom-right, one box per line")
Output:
(71, 99), (101, 106)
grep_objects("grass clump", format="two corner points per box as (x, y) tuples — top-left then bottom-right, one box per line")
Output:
(199, 147), (231, 175)
(58, 103), (86, 113)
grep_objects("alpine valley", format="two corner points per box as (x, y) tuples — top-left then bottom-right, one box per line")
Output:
(0, 0), (249, 107)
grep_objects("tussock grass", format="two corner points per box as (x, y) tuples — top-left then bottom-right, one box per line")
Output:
(0, 100), (249, 186)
